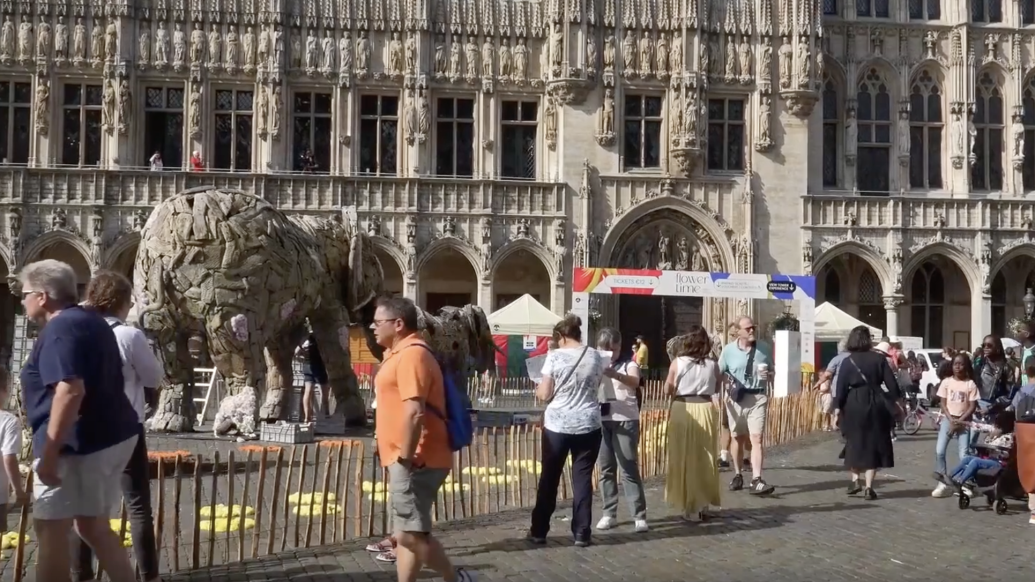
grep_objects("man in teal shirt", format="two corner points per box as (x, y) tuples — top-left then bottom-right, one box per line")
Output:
(1018, 320), (1035, 384)
(718, 316), (775, 496)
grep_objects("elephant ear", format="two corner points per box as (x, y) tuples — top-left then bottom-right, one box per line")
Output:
(346, 232), (383, 315)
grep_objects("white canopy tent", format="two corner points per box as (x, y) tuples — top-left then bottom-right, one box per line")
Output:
(487, 294), (562, 336)
(813, 302), (883, 342)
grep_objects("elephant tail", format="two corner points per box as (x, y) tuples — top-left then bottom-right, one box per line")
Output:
(137, 264), (169, 319)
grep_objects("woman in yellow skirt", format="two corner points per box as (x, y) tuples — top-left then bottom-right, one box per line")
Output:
(664, 325), (722, 521)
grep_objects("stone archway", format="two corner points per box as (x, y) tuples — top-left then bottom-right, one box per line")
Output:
(374, 246), (405, 297)
(417, 245), (479, 311)
(491, 248), (551, 311)
(605, 209), (735, 374)
(108, 241), (139, 282)
(29, 239), (94, 299)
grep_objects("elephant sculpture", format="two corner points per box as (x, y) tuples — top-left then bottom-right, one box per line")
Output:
(136, 187), (381, 435)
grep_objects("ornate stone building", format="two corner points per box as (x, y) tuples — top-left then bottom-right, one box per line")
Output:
(0, 0), (1032, 367)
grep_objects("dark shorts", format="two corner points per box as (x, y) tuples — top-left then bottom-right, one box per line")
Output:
(304, 370), (328, 384)
(0, 503), (7, 532)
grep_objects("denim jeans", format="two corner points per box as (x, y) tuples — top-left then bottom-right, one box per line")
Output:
(935, 417), (972, 475)
(950, 455), (1000, 484)
(597, 420), (647, 520)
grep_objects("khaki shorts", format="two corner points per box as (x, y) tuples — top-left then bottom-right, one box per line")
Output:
(387, 462), (449, 534)
(33, 435), (137, 521)
(724, 393), (769, 437)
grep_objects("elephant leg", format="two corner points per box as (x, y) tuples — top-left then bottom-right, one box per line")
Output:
(260, 325), (307, 422)
(206, 315), (266, 437)
(148, 330), (197, 433)
(310, 312), (367, 428)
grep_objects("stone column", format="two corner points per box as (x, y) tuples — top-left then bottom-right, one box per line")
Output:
(882, 295), (903, 338)
(478, 280), (493, 311)
(972, 290), (991, 350)
(552, 280), (566, 314)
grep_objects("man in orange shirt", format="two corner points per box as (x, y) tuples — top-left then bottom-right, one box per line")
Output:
(371, 297), (475, 582)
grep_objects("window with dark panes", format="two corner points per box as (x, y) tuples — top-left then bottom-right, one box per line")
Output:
(856, 0), (890, 17)
(1024, 0), (1035, 25)
(822, 79), (839, 187)
(435, 97), (475, 177)
(500, 100), (538, 179)
(61, 83), (103, 166)
(358, 94), (399, 176)
(909, 0), (940, 19)
(622, 94), (662, 169)
(212, 89), (254, 171)
(0, 81), (31, 165)
(855, 68), (892, 195)
(143, 87), (185, 169)
(972, 72), (1004, 191)
(972, 0), (1003, 22)
(292, 92), (332, 173)
(706, 98), (745, 172)
(822, 0), (838, 15)
(910, 262), (945, 347)
(908, 70), (943, 189)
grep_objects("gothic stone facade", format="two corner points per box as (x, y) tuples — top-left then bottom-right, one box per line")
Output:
(0, 0), (1031, 362)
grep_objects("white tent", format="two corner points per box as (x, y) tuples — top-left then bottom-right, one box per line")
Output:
(813, 302), (883, 342)
(488, 294), (562, 336)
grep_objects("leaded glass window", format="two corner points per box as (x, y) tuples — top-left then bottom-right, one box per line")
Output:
(500, 100), (538, 180)
(434, 97), (475, 177)
(143, 87), (184, 169)
(291, 92), (332, 173)
(909, 70), (943, 189)
(972, 72), (1004, 191)
(0, 81), (31, 165)
(358, 94), (399, 176)
(822, 78), (839, 187)
(706, 98), (745, 172)
(623, 94), (663, 169)
(61, 83), (103, 166)
(212, 89), (254, 171)
(856, 68), (892, 195)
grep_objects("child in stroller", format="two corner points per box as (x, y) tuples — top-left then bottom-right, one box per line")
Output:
(934, 407), (1026, 513)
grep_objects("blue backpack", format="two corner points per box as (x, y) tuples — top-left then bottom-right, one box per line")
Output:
(409, 344), (474, 452)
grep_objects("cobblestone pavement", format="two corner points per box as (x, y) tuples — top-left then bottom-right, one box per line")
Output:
(157, 430), (1035, 582)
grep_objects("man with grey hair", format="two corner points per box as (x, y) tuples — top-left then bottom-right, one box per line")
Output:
(813, 338), (851, 429)
(17, 259), (140, 582)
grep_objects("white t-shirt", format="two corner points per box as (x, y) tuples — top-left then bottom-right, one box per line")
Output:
(603, 360), (640, 422)
(106, 317), (165, 423)
(540, 347), (607, 435)
(674, 357), (717, 397)
(0, 411), (22, 505)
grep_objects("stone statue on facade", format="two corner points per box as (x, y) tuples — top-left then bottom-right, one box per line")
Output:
(102, 79), (116, 130)
(304, 29), (318, 71)
(758, 42), (771, 88)
(778, 37), (792, 89)
(738, 36), (752, 82)
(757, 96), (772, 150)
(657, 234), (671, 268)
(320, 30), (334, 73)
(256, 84), (268, 134)
(586, 32), (597, 72)
(482, 37), (494, 76)
(105, 19), (118, 61)
(897, 107), (910, 157)
(655, 33), (668, 76)
(272, 26), (284, 69)
(513, 37), (528, 82)
(698, 35), (709, 75)
(355, 31), (370, 77)
(226, 26), (239, 71)
(34, 77), (49, 135)
(36, 21), (50, 59)
(550, 23), (564, 66)
(388, 32), (404, 76)
(968, 114), (977, 160)
(670, 33), (683, 72)
(138, 26), (151, 66)
(1013, 112), (1025, 162)
(448, 35), (461, 79)
(796, 39), (810, 89)
(208, 27), (222, 68)
(405, 33), (417, 74)
(91, 18), (104, 64)
(638, 33), (653, 77)
(289, 29), (301, 69)
(675, 237), (690, 270)
(405, 93), (418, 143)
(117, 79), (131, 134)
(73, 18), (86, 63)
(0, 17), (13, 63)
(17, 21), (32, 63)
(621, 30), (635, 72)
(433, 35), (446, 75)
(257, 27), (269, 67)
(724, 34), (737, 83)
(172, 23), (186, 68)
(692, 243), (707, 271)
(846, 106), (858, 156)
(339, 32), (352, 75)
(684, 91), (699, 144)
(188, 83), (201, 136)
(241, 26), (255, 70)
(464, 35), (478, 79)
(603, 33), (615, 70)
(55, 17), (68, 62)
(154, 22), (168, 67)
(417, 90), (430, 136)
(498, 40), (511, 77)
(708, 36), (721, 78)
(270, 85), (282, 138)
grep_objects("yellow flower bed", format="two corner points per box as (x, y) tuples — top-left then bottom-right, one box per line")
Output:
(199, 518), (256, 533)
(505, 460), (542, 474)
(361, 481), (390, 502)
(199, 504), (255, 519)
(293, 503), (342, 517)
(460, 466), (502, 476)
(482, 474), (517, 485)
(108, 519), (133, 548)
(0, 532), (28, 550)
(288, 492), (336, 506)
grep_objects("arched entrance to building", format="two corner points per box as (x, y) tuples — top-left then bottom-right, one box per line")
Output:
(418, 246), (478, 312)
(109, 242), (139, 282)
(374, 247), (405, 297)
(905, 254), (973, 349)
(814, 253), (887, 333)
(32, 240), (94, 300)
(990, 249), (1035, 338)
(492, 248), (551, 311)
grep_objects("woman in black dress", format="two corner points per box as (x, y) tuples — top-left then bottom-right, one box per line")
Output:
(836, 325), (903, 500)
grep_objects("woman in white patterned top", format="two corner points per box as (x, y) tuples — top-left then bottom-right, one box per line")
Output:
(528, 314), (607, 547)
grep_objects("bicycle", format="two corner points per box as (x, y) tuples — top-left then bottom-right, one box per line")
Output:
(902, 399), (945, 435)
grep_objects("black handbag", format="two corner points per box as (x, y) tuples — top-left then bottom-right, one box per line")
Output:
(726, 345), (757, 404)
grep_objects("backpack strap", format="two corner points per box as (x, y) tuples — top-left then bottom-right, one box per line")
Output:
(400, 343), (448, 421)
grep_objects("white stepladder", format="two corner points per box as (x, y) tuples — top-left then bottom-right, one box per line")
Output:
(192, 368), (223, 425)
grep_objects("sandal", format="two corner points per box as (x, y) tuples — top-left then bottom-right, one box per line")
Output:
(365, 538), (395, 553)
(375, 550), (397, 563)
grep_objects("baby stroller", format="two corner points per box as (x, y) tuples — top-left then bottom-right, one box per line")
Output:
(954, 406), (1027, 514)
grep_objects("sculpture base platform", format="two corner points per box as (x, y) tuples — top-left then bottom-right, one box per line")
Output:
(314, 416), (347, 435)
(472, 407), (544, 428)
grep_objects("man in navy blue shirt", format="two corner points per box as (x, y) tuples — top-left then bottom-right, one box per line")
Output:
(18, 260), (139, 582)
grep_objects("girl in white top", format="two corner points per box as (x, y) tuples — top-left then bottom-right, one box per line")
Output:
(149, 152), (163, 171)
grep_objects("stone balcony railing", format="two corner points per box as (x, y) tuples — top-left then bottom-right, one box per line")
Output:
(0, 167), (567, 217)
(803, 192), (1035, 232)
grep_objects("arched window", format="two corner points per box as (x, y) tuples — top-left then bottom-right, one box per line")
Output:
(822, 77), (839, 188)
(823, 269), (842, 303)
(857, 268), (886, 333)
(856, 68), (892, 195)
(1020, 76), (1035, 190)
(991, 272), (1007, 338)
(909, 70), (943, 189)
(972, 71), (1004, 191)
(910, 262), (945, 346)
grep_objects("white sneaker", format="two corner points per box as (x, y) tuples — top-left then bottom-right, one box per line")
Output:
(932, 483), (952, 498)
(962, 485), (977, 498)
(596, 516), (616, 530)
(634, 519), (649, 532)
(1029, 511), (1035, 525)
